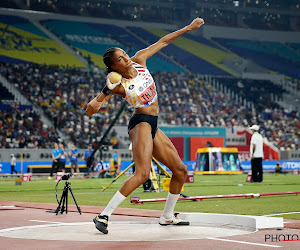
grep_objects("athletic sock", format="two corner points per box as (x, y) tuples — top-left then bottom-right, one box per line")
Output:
(162, 192), (180, 219)
(101, 191), (126, 217)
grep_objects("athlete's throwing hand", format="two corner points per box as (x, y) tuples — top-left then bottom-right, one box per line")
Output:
(187, 18), (205, 31)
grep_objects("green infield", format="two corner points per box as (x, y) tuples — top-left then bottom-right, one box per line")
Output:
(0, 173), (299, 220)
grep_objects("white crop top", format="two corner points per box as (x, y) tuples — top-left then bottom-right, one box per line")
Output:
(120, 62), (158, 108)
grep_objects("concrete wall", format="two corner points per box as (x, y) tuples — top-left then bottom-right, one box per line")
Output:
(280, 150), (300, 160)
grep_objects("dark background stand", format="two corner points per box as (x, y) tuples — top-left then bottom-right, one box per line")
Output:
(55, 180), (81, 215)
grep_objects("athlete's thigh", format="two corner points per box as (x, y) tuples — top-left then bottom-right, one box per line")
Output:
(129, 122), (153, 174)
(152, 128), (183, 172)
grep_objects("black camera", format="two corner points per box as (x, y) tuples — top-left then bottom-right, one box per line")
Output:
(61, 173), (72, 180)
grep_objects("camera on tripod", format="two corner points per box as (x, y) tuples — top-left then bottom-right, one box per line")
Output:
(61, 173), (72, 181)
(55, 172), (81, 215)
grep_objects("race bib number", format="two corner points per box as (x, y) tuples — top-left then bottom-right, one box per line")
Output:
(138, 82), (156, 104)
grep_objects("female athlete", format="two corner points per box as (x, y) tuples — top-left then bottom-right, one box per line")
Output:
(86, 17), (204, 234)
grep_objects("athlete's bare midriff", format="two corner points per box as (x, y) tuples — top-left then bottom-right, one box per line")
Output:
(134, 100), (159, 116)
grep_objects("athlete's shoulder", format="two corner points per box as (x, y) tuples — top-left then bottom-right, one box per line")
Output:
(131, 61), (143, 68)
(131, 53), (147, 68)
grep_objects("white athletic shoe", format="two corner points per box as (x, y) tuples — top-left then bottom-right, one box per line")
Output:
(159, 213), (190, 226)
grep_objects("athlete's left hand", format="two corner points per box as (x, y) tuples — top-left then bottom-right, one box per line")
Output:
(188, 18), (205, 31)
(106, 73), (121, 90)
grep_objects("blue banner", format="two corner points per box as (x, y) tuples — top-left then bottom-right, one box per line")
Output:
(241, 160), (300, 171)
(1, 160), (299, 174)
(0, 160), (196, 174)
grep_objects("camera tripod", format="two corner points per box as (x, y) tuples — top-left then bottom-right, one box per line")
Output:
(55, 180), (81, 215)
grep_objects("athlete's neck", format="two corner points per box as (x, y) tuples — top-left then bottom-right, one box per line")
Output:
(121, 67), (138, 79)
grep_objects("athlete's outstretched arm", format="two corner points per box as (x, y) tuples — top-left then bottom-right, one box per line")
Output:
(132, 17), (204, 65)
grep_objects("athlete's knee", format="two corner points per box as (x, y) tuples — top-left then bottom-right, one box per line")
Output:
(172, 163), (187, 180)
(134, 171), (150, 185)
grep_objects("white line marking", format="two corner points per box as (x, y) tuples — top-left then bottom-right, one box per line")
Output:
(0, 222), (93, 233)
(207, 237), (281, 248)
(29, 220), (61, 224)
(111, 221), (158, 224)
(265, 212), (300, 217)
(0, 221), (157, 234)
(28, 220), (158, 225)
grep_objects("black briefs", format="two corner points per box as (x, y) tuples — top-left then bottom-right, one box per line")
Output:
(128, 114), (158, 139)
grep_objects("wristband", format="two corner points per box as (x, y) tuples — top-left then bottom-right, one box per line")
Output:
(102, 86), (112, 95)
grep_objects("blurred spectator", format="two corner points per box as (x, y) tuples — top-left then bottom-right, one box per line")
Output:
(10, 153), (17, 174)
(69, 143), (80, 176)
(112, 150), (120, 176)
(111, 137), (119, 149)
(59, 143), (67, 173)
(275, 162), (282, 175)
(82, 145), (95, 175)
(250, 125), (264, 183)
(49, 142), (61, 178)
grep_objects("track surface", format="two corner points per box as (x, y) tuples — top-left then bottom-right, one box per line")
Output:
(1, 201), (300, 249)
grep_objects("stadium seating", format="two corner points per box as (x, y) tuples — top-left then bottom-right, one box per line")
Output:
(214, 77), (285, 111)
(128, 27), (233, 76)
(41, 19), (110, 68)
(0, 62), (127, 148)
(0, 12), (298, 151)
(41, 20), (185, 72)
(182, 33), (227, 52)
(260, 42), (300, 63)
(0, 15), (85, 67)
(92, 23), (186, 72)
(0, 104), (58, 148)
(213, 38), (300, 78)
(1, 62), (298, 150)
(0, 85), (14, 103)
(290, 43), (300, 52)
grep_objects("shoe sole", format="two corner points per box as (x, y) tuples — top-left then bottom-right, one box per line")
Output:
(159, 222), (190, 226)
(93, 217), (108, 234)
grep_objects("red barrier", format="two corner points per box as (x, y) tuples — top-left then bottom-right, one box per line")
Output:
(22, 173), (32, 182)
(185, 171), (194, 183)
